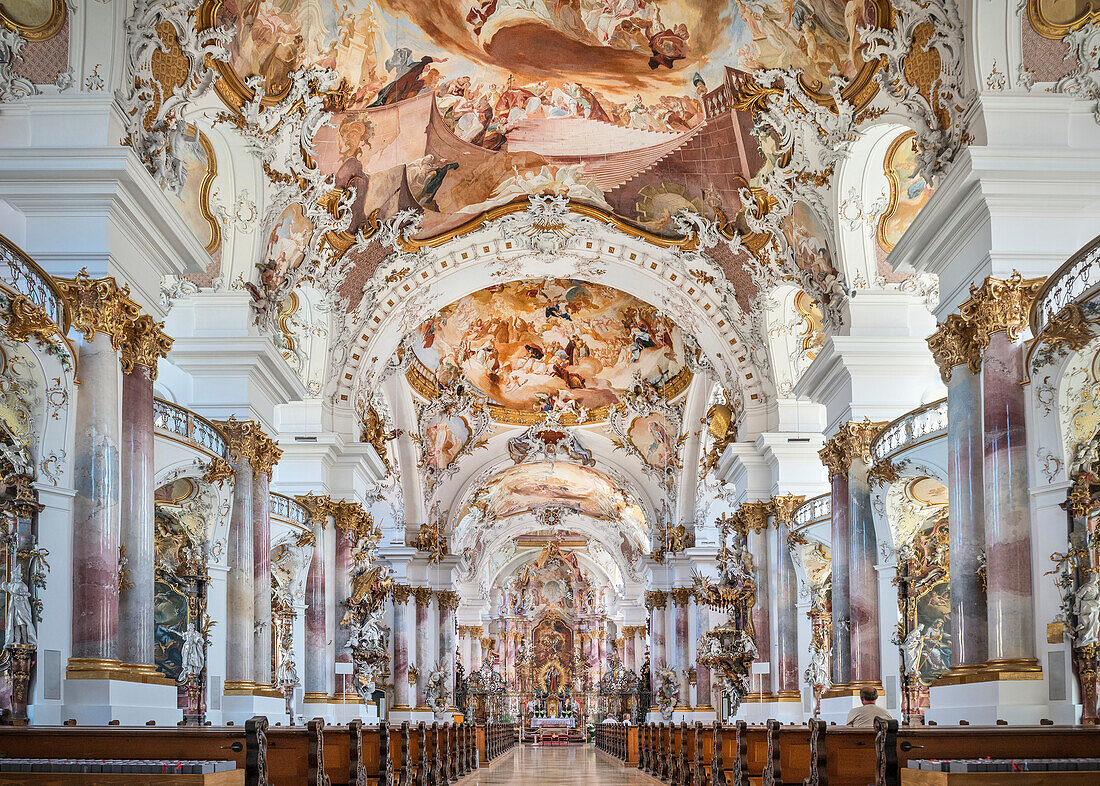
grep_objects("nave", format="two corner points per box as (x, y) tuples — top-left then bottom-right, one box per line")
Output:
(473, 746), (646, 786)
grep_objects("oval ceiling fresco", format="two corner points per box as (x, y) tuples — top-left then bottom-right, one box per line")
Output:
(467, 461), (646, 534)
(412, 278), (686, 414)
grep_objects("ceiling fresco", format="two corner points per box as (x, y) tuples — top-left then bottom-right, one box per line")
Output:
(412, 278), (686, 413)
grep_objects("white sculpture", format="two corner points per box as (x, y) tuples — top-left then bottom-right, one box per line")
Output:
(1, 578), (36, 648)
(425, 661), (450, 718)
(804, 646), (830, 690)
(179, 624), (205, 679)
(1073, 570), (1100, 649)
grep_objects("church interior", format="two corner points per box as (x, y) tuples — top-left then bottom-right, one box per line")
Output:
(1, 0), (1100, 782)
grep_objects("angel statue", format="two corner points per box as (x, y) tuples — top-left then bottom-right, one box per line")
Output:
(803, 646), (830, 717)
(1, 577), (36, 649)
(425, 661), (450, 718)
(1073, 570), (1100, 649)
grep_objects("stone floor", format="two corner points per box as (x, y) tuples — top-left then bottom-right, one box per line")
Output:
(472, 745), (650, 785)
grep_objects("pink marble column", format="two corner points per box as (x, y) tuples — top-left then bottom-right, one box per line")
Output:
(392, 586), (411, 708)
(947, 365), (988, 669)
(71, 331), (121, 662)
(775, 534), (799, 694)
(693, 603), (712, 708)
(749, 528), (771, 681)
(414, 589), (431, 707)
(598, 628), (608, 679)
(225, 455), (255, 686)
(673, 594), (690, 706)
(848, 457), (880, 684)
(252, 471), (272, 686)
(585, 629), (597, 689)
(118, 361), (155, 668)
(304, 517), (327, 697)
(471, 632), (482, 671)
(650, 596), (666, 704)
(624, 630), (635, 671)
(505, 627), (516, 687)
(829, 471), (851, 685)
(438, 592), (457, 707)
(334, 526), (354, 696)
(633, 628), (645, 674)
(982, 332), (1037, 665)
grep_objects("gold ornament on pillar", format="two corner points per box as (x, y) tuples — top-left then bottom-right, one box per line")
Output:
(361, 405), (400, 474)
(671, 587), (694, 607)
(644, 589), (668, 610)
(732, 500), (772, 534)
(391, 584), (413, 604)
(928, 271), (1044, 382)
(214, 416), (282, 479)
(330, 500), (377, 542)
(411, 521), (448, 563)
(117, 314), (173, 378)
(412, 586), (434, 608)
(295, 492), (333, 527)
(202, 456), (234, 485)
(436, 590), (460, 611)
(818, 419), (886, 477)
(769, 494), (805, 526)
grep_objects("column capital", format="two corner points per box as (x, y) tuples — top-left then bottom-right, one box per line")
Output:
(644, 590), (668, 610)
(213, 416), (283, 479)
(480, 636), (493, 650)
(295, 492), (333, 526)
(412, 586), (433, 607)
(770, 494), (806, 526)
(731, 500), (773, 534)
(56, 269), (173, 378)
(329, 500), (377, 541)
(391, 584), (413, 604)
(927, 272), (1044, 383)
(818, 418), (887, 478)
(670, 587), (694, 607)
(436, 590), (460, 611)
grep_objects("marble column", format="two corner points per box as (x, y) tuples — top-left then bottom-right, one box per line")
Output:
(946, 365), (988, 670)
(749, 527), (771, 687)
(225, 455), (255, 687)
(775, 533), (800, 695)
(70, 331), (122, 664)
(252, 470), (272, 687)
(648, 592), (667, 704)
(438, 591), (457, 707)
(693, 603), (712, 708)
(633, 627), (646, 673)
(624, 629), (635, 671)
(829, 470), (851, 686)
(118, 359), (155, 671)
(334, 525), (354, 697)
(392, 585), (412, 708)
(849, 456), (880, 685)
(673, 590), (691, 706)
(303, 517), (327, 698)
(471, 630), (483, 671)
(414, 588), (432, 707)
(505, 627), (516, 687)
(982, 332), (1038, 667)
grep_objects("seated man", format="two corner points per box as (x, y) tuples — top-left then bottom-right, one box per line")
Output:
(845, 687), (893, 727)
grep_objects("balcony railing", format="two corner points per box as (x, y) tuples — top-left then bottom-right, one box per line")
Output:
(270, 492), (308, 527)
(870, 398), (948, 464)
(153, 398), (229, 460)
(1031, 232), (1100, 338)
(793, 493), (830, 528)
(0, 232), (69, 333)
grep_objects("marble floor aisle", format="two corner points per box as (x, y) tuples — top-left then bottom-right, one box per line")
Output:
(471, 745), (651, 785)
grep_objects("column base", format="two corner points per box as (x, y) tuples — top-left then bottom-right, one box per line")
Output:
(61, 676), (181, 726)
(390, 707), (438, 723)
(224, 680), (284, 698)
(221, 692), (290, 725)
(927, 670), (1047, 726)
(66, 658), (174, 686)
(930, 659), (1042, 687)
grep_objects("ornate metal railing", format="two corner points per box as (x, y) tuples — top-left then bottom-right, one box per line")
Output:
(270, 492), (308, 527)
(153, 398), (229, 459)
(793, 493), (830, 528)
(1031, 233), (1100, 338)
(870, 397), (948, 463)
(0, 232), (69, 332)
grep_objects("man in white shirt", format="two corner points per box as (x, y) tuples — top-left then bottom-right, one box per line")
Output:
(845, 687), (893, 727)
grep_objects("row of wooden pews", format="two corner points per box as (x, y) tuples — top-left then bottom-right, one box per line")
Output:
(594, 723), (638, 766)
(0, 718), (489, 786)
(604, 718), (1100, 785)
(479, 722), (517, 764)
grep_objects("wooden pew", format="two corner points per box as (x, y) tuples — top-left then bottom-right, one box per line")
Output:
(0, 718), (268, 786)
(762, 720), (812, 786)
(874, 719), (1100, 786)
(801, 721), (877, 786)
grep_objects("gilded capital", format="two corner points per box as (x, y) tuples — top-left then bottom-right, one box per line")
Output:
(770, 494), (806, 526)
(391, 584), (412, 604)
(330, 500), (376, 541)
(295, 492), (333, 527)
(202, 456), (233, 485)
(436, 590), (460, 611)
(818, 432), (849, 479)
(733, 500), (772, 534)
(117, 314), (173, 378)
(818, 419), (885, 477)
(480, 636), (493, 650)
(213, 416), (282, 479)
(468, 625), (483, 637)
(644, 589), (668, 610)
(412, 586), (434, 607)
(670, 587), (694, 607)
(926, 313), (973, 384)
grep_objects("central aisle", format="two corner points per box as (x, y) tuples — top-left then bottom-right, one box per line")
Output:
(473, 745), (650, 785)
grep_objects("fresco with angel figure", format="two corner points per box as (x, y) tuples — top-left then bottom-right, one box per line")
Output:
(414, 279), (685, 413)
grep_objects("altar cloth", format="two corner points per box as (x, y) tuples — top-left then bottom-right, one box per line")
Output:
(530, 717), (575, 728)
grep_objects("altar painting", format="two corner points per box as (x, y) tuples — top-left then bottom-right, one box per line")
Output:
(532, 616), (574, 695)
(153, 508), (191, 682)
(416, 279), (684, 412)
(903, 511), (951, 685)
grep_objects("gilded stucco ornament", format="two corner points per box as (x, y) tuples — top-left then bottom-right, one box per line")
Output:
(212, 416), (282, 479)
(412, 380), (491, 494)
(411, 521), (448, 564)
(818, 419), (887, 478)
(769, 494), (806, 526)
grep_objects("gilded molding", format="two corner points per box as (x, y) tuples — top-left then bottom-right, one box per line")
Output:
(436, 590), (460, 611)
(410, 521), (448, 563)
(467, 625), (483, 637)
(770, 494), (806, 526)
(1027, 0), (1100, 38)
(644, 590), (668, 610)
(733, 500), (773, 534)
(0, 0), (66, 42)
(928, 272), (1044, 383)
(213, 416), (282, 479)
(479, 637), (493, 650)
(670, 587), (694, 607)
(202, 456), (233, 485)
(4, 293), (63, 346)
(412, 586), (434, 607)
(818, 433), (850, 480)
